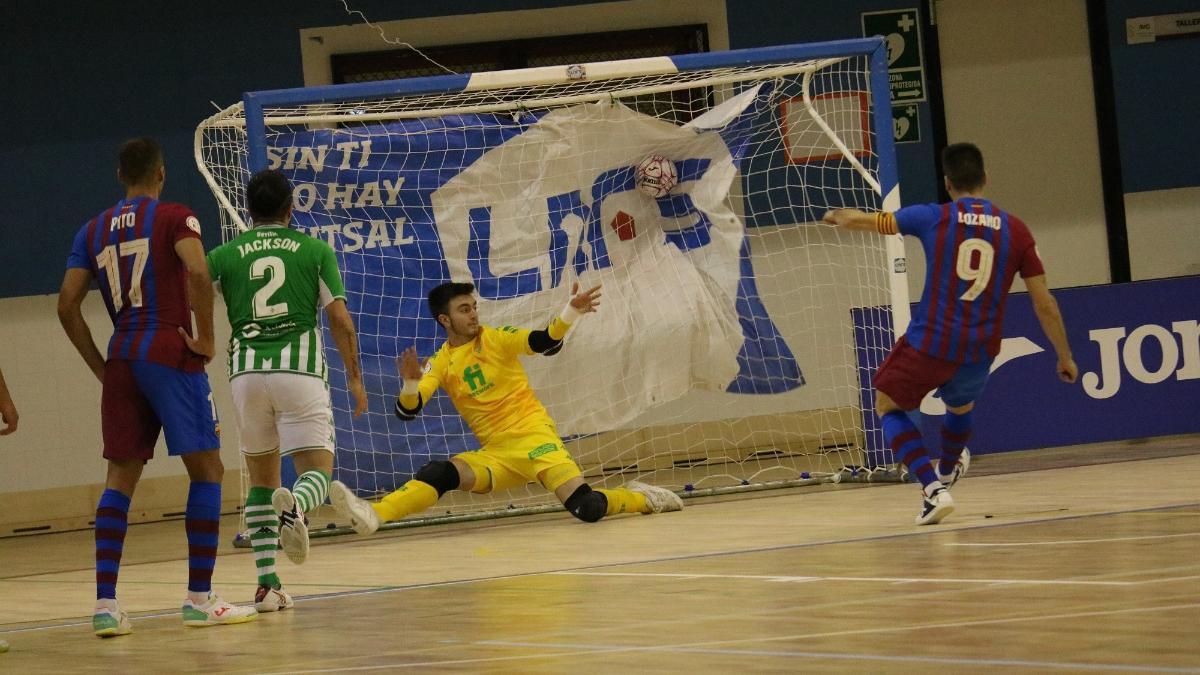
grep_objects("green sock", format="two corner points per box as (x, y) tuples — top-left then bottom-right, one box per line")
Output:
(245, 486), (280, 588)
(292, 470), (331, 514)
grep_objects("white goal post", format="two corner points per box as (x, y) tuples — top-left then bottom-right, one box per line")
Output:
(196, 37), (908, 532)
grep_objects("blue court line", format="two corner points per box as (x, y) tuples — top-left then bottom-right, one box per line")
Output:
(4, 500), (1197, 634)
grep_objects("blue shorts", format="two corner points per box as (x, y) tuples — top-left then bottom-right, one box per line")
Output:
(102, 360), (221, 461)
(936, 358), (993, 408)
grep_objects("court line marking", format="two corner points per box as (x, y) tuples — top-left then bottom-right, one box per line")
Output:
(5, 501), (1198, 634)
(473, 642), (1200, 674)
(550, 571), (1153, 586)
(260, 603), (1200, 674)
(945, 532), (1200, 546)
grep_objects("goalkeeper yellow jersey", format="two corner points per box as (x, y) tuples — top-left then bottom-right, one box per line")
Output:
(416, 325), (552, 446)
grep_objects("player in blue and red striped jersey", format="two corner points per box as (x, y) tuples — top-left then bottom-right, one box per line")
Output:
(824, 143), (1077, 525)
(57, 138), (256, 636)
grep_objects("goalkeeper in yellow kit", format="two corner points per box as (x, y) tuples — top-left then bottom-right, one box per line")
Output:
(329, 280), (683, 533)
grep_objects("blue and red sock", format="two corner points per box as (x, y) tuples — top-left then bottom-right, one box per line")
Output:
(185, 481), (221, 598)
(882, 410), (938, 490)
(95, 489), (131, 600)
(940, 410), (973, 476)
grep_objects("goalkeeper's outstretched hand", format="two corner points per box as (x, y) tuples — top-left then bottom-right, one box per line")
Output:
(396, 346), (426, 381)
(569, 282), (602, 314)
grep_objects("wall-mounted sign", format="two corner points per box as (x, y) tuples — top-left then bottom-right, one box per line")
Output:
(862, 8), (926, 102)
(1127, 11), (1200, 44)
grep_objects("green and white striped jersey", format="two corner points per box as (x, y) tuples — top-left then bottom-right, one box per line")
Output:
(207, 224), (346, 380)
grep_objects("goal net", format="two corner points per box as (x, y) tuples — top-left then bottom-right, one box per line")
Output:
(196, 38), (906, 528)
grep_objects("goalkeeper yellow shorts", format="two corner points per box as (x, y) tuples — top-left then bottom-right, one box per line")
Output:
(454, 422), (582, 493)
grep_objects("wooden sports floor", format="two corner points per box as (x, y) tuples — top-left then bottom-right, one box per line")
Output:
(2, 436), (1198, 673)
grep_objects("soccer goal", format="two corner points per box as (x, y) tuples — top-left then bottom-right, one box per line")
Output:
(196, 37), (907, 530)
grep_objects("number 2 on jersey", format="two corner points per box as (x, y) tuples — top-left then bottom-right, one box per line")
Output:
(95, 238), (150, 312)
(251, 256), (288, 319)
(956, 239), (995, 301)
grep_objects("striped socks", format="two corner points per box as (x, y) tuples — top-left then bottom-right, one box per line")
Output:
(882, 410), (938, 490)
(245, 486), (280, 589)
(939, 410), (973, 477)
(185, 481), (222, 602)
(95, 489), (131, 600)
(292, 470), (331, 514)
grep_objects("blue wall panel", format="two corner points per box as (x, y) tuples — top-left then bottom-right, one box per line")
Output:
(1107, 0), (1200, 193)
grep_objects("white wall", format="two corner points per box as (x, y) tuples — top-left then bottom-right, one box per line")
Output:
(0, 293), (242, 494)
(934, 0), (1110, 290)
(299, 0), (731, 87)
(1125, 186), (1200, 281)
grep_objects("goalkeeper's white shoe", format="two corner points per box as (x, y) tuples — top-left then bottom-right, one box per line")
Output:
(181, 594), (257, 627)
(625, 481), (684, 514)
(93, 601), (132, 638)
(329, 480), (380, 535)
(272, 487), (309, 565)
(937, 447), (971, 490)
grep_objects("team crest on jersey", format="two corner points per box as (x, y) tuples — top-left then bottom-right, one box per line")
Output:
(185, 216), (201, 235)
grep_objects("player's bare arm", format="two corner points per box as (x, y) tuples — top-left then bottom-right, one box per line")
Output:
(57, 267), (107, 383)
(394, 347), (430, 420)
(396, 346), (425, 381)
(327, 299), (368, 417)
(0, 366), (17, 435)
(822, 208), (884, 232)
(569, 281), (602, 314)
(1024, 274), (1078, 383)
(529, 281), (603, 354)
(174, 237), (216, 363)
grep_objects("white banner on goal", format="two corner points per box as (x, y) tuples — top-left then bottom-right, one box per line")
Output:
(431, 85), (799, 435)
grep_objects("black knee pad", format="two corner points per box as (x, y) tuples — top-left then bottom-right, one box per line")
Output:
(564, 484), (607, 523)
(414, 460), (459, 496)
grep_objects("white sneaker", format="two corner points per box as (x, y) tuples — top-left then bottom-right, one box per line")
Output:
(938, 447), (971, 490)
(272, 487), (310, 565)
(93, 601), (132, 638)
(625, 480), (684, 514)
(915, 486), (955, 526)
(254, 585), (294, 613)
(182, 593), (258, 627)
(329, 480), (380, 535)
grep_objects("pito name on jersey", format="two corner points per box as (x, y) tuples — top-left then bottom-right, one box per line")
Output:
(957, 211), (1001, 230)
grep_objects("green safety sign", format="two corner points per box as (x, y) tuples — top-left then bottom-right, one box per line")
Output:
(862, 8), (926, 102)
(892, 104), (920, 144)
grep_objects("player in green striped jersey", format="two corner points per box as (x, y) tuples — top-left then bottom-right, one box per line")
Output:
(207, 170), (368, 612)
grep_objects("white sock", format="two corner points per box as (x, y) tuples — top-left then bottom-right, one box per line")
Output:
(923, 481), (945, 498)
(95, 598), (119, 612)
(187, 590), (210, 606)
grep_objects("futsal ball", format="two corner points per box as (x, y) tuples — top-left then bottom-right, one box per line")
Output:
(634, 154), (678, 198)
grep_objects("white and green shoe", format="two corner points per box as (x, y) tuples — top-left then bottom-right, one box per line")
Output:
(93, 601), (132, 638)
(272, 488), (310, 565)
(182, 594), (258, 627)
